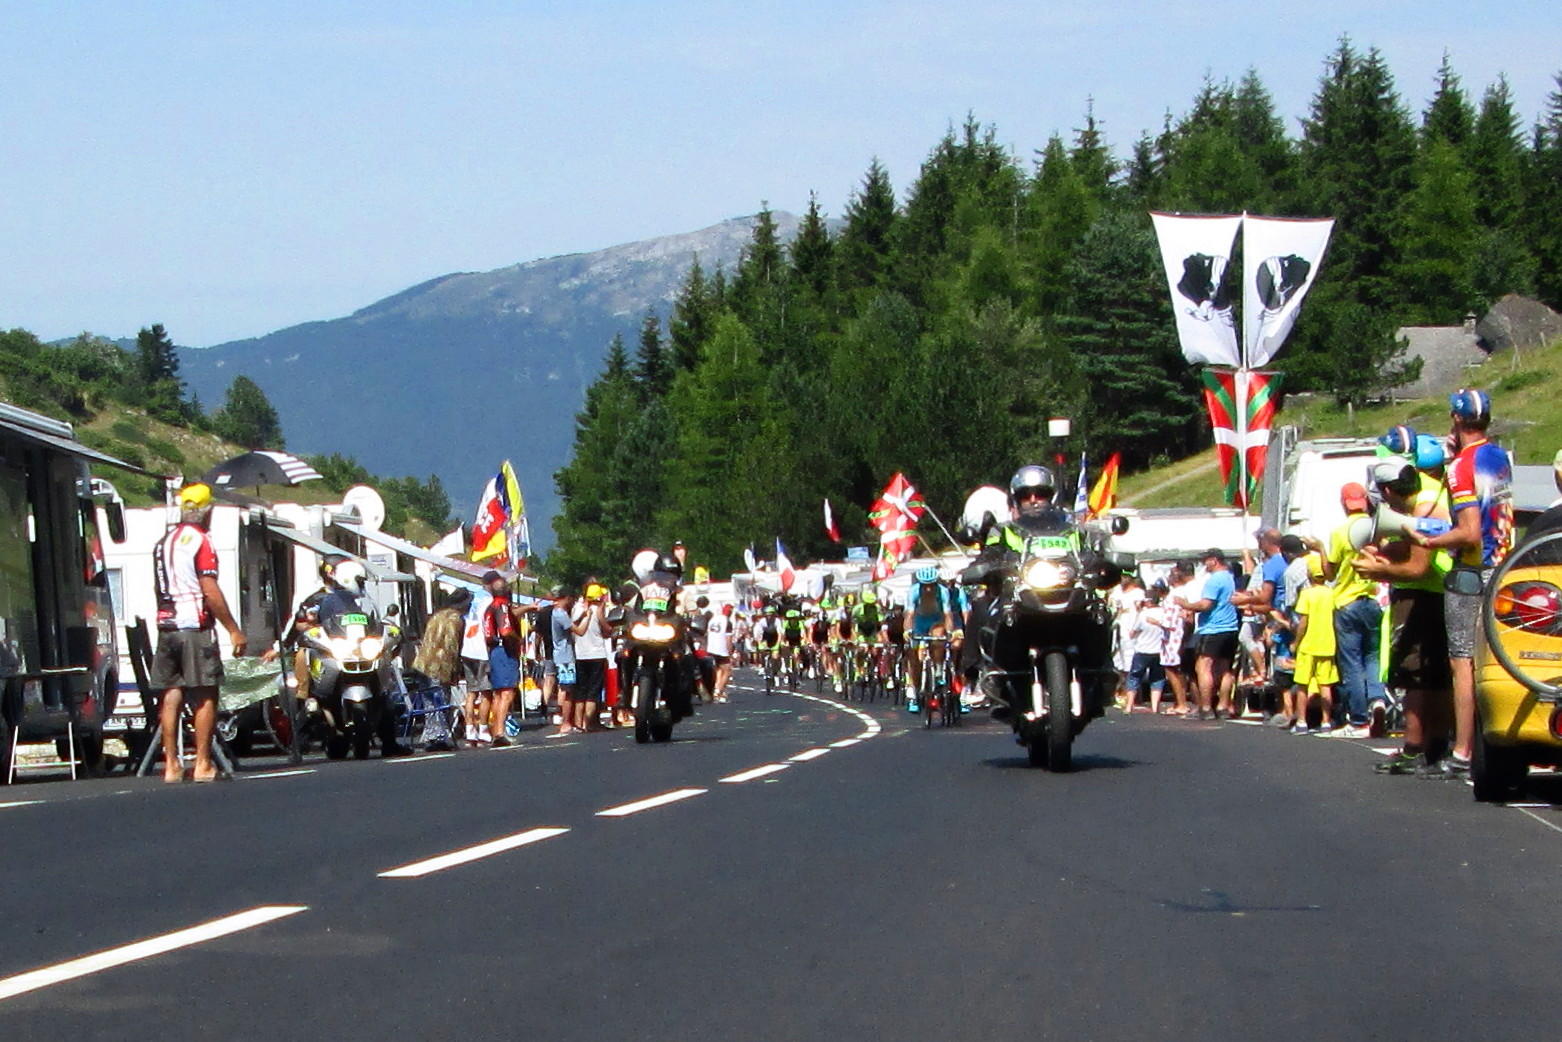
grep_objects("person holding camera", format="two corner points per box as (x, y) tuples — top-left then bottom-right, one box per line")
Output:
(571, 578), (612, 732)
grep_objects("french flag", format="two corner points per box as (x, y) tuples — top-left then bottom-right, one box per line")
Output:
(775, 538), (796, 593)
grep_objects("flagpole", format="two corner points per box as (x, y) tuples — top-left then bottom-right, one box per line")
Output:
(920, 503), (972, 560)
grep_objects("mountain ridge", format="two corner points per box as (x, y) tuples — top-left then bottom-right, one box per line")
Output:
(176, 212), (804, 554)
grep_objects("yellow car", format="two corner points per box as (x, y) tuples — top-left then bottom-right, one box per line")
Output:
(1475, 531), (1562, 801)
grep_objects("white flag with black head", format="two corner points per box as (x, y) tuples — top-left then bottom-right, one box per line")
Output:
(1150, 212), (1243, 368)
(1242, 215), (1334, 368)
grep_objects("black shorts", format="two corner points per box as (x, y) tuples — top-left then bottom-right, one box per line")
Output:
(1388, 589), (1452, 690)
(150, 629), (224, 690)
(1196, 630), (1239, 662)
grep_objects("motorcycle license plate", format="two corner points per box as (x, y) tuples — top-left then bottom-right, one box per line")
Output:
(1027, 536), (1072, 554)
(641, 584), (671, 611)
(340, 613), (369, 627)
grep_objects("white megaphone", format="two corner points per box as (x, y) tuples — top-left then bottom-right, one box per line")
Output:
(1370, 503), (1452, 544)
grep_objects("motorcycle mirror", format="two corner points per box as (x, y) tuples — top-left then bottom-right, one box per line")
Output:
(605, 606), (626, 627)
(1110, 516), (1129, 536)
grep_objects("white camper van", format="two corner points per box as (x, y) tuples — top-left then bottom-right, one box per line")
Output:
(1262, 427), (1382, 542)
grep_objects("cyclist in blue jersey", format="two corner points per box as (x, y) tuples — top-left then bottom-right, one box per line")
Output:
(903, 566), (959, 711)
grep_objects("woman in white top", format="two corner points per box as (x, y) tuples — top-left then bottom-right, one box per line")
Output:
(705, 604), (735, 702)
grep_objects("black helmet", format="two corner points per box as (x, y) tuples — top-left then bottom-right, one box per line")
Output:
(655, 552), (682, 577)
(1009, 464), (1056, 503)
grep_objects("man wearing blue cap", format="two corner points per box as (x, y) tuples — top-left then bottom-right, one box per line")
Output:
(1412, 388), (1513, 780)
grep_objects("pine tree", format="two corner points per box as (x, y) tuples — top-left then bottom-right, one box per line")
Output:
(1070, 100), (1116, 198)
(1023, 135), (1095, 319)
(1392, 137), (1480, 322)
(134, 323), (191, 424)
(1421, 52), (1475, 147)
(668, 258), (715, 372)
(1527, 73), (1562, 307)
(1231, 69), (1294, 206)
(1467, 76), (1537, 300)
(550, 337), (642, 581)
(1053, 211), (1200, 468)
(1295, 39), (1416, 313)
(835, 158), (898, 298)
(633, 315), (670, 400)
(790, 192), (834, 299)
(214, 375), (285, 448)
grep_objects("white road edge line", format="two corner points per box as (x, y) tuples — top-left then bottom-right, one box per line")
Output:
(719, 764), (791, 783)
(0, 905), (308, 1003)
(379, 827), (570, 878)
(1514, 806), (1562, 836)
(596, 788), (707, 817)
(386, 753), (456, 764)
(789, 748), (830, 762)
(829, 738), (862, 748)
(243, 769), (316, 780)
(0, 800), (44, 809)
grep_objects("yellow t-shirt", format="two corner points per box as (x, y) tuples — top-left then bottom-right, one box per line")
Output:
(1413, 472), (1451, 521)
(1327, 516), (1376, 608)
(1294, 584), (1337, 657)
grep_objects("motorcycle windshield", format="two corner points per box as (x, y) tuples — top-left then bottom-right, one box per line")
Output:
(1013, 509), (1077, 538)
(319, 592), (381, 638)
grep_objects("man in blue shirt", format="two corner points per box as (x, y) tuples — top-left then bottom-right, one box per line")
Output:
(1173, 548), (1239, 720)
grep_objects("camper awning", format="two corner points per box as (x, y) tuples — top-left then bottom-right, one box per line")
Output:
(335, 521), (519, 583)
(0, 412), (163, 477)
(263, 519), (417, 583)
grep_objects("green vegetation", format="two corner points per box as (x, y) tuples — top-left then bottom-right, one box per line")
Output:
(551, 42), (1562, 578)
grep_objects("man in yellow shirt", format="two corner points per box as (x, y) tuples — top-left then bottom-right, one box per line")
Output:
(1305, 482), (1383, 736)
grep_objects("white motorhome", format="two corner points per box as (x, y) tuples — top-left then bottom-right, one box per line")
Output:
(1103, 507), (1255, 583)
(101, 496), (421, 727)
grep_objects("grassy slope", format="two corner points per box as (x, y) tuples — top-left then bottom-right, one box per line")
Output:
(1118, 333), (1562, 510)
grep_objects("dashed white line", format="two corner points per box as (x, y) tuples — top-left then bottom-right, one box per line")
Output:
(719, 764), (791, 783)
(596, 788), (707, 817)
(379, 827), (570, 878)
(1513, 807), (1562, 835)
(829, 738), (862, 748)
(243, 769), (316, 780)
(0, 800), (43, 809)
(385, 753), (456, 764)
(789, 748), (830, 762)
(0, 905), (308, 1003)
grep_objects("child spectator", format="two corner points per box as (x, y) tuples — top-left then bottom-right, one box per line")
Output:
(1127, 582), (1169, 713)
(1290, 553), (1338, 734)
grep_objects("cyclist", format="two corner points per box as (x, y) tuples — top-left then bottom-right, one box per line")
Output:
(830, 592), (859, 693)
(754, 604), (783, 679)
(903, 566), (958, 712)
(780, 604), (807, 680)
(808, 599), (831, 680)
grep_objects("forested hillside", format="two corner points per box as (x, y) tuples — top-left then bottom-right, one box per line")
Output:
(549, 40), (1562, 580)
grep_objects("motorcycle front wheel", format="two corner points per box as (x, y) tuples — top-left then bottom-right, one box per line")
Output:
(1045, 651), (1072, 772)
(634, 672), (655, 744)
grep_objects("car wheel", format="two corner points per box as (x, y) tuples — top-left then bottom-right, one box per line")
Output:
(1471, 724), (1527, 802)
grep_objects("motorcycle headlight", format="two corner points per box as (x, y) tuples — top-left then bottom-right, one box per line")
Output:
(328, 637), (355, 658)
(630, 622), (677, 643)
(1022, 560), (1075, 591)
(359, 637), (384, 659)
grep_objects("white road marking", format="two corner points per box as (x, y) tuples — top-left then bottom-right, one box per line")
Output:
(719, 764), (791, 783)
(829, 738), (862, 748)
(1226, 719), (1264, 726)
(0, 905), (307, 1003)
(379, 827), (570, 878)
(242, 769), (316, 780)
(596, 788), (707, 817)
(1514, 807), (1562, 835)
(789, 748), (830, 762)
(0, 800), (43, 809)
(386, 753), (456, 764)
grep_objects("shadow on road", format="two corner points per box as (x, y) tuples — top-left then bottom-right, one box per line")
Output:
(981, 753), (1142, 772)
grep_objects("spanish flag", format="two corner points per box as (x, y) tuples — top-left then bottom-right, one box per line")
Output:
(1086, 453), (1120, 520)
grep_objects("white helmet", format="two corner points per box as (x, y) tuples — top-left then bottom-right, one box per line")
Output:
(332, 560), (367, 592)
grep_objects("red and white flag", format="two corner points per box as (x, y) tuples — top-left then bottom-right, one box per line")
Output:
(823, 499), (841, 542)
(868, 472), (926, 533)
(775, 538), (796, 592)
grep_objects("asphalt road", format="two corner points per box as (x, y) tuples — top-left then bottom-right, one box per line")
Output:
(2, 672), (1560, 1041)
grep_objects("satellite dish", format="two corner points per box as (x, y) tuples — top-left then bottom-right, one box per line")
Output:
(342, 485), (386, 532)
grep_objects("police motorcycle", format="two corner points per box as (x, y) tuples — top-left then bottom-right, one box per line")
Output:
(961, 467), (1128, 771)
(615, 550), (695, 744)
(297, 561), (401, 759)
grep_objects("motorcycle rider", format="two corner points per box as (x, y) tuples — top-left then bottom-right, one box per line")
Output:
(311, 560), (412, 757)
(284, 553), (350, 703)
(630, 551), (695, 721)
(962, 464), (1116, 720)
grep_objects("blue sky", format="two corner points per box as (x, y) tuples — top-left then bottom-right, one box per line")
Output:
(3, 1), (1558, 347)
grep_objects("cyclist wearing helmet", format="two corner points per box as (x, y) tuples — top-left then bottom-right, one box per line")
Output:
(755, 603), (782, 666)
(1379, 425), (1451, 520)
(1412, 388), (1513, 776)
(903, 565), (958, 711)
